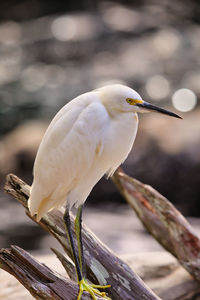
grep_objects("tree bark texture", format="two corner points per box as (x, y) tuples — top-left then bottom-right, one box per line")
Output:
(0, 245), (100, 300)
(2, 173), (160, 300)
(1, 251), (200, 300)
(112, 168), (200, 282)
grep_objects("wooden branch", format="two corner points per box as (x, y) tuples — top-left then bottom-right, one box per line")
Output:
(3, 173), (160, 300)
(112, 168), (200, 282)
(0, 245), (99, 300)
(51, 248), (77, 282)
(123, 252), (200, 300)
(2, 251), (200, 300)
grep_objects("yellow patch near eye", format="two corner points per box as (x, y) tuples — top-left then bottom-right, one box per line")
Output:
(126, 98), (144, 105)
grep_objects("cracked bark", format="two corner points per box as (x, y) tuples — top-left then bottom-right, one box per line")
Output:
(1, 173), (160, 300)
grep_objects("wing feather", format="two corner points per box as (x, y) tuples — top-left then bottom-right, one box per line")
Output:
(28, 98), (109, 219)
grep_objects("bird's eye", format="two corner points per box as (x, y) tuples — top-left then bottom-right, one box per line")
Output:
(126, 98), (144, 105)
(126, 98), (133, 104)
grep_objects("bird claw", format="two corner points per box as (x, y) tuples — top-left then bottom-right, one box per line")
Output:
(77, 278), (111, 300)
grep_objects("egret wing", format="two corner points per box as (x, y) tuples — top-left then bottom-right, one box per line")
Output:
(28, 99), (109, 219)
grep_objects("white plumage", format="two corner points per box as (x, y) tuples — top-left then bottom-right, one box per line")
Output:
(28, 84), (140, 220)
(28, 84), (180, 221)
(27, 83), (181, 300)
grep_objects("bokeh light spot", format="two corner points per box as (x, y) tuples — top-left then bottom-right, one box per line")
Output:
(145, 75), (170, 100)
(21, 63), (48, 92)
(153, 29), (181, 58)
(172, 88), (197, 112)
(102, 4), (139, 32)
(51, 14), (98, 41)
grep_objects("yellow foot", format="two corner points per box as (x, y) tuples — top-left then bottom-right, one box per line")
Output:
(77, 278), (111, 300)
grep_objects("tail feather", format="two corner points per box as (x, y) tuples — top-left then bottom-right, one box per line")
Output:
(36, 195), (53, 221)
(28, 187), (54, 221)
(28, 191), (66, 221)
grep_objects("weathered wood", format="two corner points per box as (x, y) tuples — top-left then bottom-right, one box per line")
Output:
(51, 247), (77, 282)
(112, 168), (200, 282)
(123, 252), (200, 300)
(0, 245), (101, 300)
(1, 251), (200, 300)
(3, 173), (160, 300)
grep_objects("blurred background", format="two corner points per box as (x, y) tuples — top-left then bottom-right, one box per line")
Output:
(0, 0), (200, 255)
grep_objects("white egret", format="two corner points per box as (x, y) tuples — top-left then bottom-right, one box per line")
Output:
(28, 84), (181, 300)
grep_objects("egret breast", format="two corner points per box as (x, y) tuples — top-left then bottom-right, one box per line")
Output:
(101, 112), (138, 176)
(67, 111), (138, 209)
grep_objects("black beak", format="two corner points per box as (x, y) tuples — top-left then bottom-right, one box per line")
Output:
(137, 101), (182, 119)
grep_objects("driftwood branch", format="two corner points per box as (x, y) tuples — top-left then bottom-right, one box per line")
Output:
(0, 245), (98, 300)
(51, 247), (77, 282)
(2, 173), (160, 300)
(1, 251), (200, 300)
(112, 168), (200, 282)
(125, 252), (200, 300)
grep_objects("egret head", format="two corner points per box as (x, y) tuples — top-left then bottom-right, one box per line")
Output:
(99, 84), (181, 119)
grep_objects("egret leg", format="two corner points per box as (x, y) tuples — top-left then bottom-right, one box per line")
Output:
(74, 205), (111, 300)
(64, 206), (111, 300)
(75, 205), (85, 276)
(64, 207), (82, 282)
